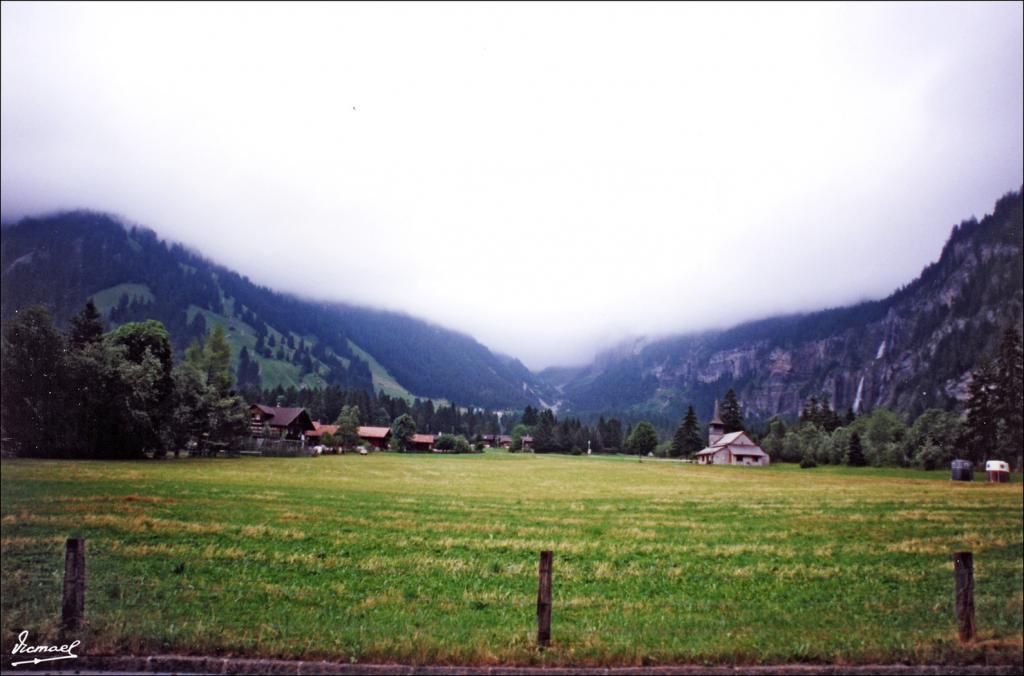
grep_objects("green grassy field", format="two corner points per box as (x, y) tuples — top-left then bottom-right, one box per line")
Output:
(1, 453), (1021, 666)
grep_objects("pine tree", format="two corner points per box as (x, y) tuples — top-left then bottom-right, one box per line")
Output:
(533, 409), (557, 452)
(522, 405), (539, 427)
(69, 300), (105, 348)
(994, 326), (1023, 467)
(173, 327), (247, 454)
(800, 395), (819, 424)
(670, 419), (688, 458)
(236, 347), (260, 387)
(846, 431), (866, 466)
(720, 389), (744, 432)
(670, 406), (703, 458)
(817, 395), (841, 432)
(189, 313), (208, 344)
(682, 406), (704, 456)
(603, 418), (623, 451)
(204, 324), (234, 395)
(963, 358), (999, 465)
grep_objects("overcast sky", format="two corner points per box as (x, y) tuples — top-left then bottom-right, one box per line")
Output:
(2, 2), (1022, 369)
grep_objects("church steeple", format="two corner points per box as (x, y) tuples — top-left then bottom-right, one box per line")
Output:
(709, 400), (725, 446)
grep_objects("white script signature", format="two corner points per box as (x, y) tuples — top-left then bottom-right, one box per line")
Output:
(10, 630), (81, 666)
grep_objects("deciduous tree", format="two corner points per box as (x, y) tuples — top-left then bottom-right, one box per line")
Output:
(390, 413), (416, 451)
(0, 306), (68, 456)
(333, 405), (361, 450)
(626, 421), (658, 456)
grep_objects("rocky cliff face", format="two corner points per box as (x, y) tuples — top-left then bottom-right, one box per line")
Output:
(553, 189), (1023, 422)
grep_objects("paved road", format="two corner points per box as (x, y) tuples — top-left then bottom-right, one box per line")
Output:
(2, 655), (1022, 675)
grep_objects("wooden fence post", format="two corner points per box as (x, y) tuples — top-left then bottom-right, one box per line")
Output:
(536, 550), (553, 648)
(62, 537), (85, 631)
(952, 551), (975, 642)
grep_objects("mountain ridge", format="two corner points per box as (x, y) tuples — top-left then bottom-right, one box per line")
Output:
(3, 187), (1021, 420)
(1, 210), (550, 409)
(543, 187), (1024, 422)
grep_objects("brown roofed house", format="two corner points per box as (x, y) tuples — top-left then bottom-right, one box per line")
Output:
(358, 426), (392, 450)
(409, 433), (435, 452)
(249, 404), (316, 441)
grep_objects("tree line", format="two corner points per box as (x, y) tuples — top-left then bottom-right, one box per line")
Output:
(4, 298), (1019, 468)
(243, 384), (507, 437)
(502, 406), (658, 455)
(1, 302), (246, 458)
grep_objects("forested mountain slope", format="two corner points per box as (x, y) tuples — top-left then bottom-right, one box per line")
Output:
(1, 212), (548, 409)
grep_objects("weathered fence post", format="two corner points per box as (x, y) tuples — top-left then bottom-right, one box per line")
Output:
(536, 550), (553, 648)
(62, 537), (85, 631)
(952, 551), (975, 642)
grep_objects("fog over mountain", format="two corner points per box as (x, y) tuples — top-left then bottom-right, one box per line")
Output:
(2, 3), (1022, 368)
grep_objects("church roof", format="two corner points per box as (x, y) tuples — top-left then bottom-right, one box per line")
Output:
(696, 432), (769, 457)
(712, 431), (752, 447)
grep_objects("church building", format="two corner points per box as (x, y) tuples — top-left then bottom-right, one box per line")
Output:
(694, 401), (770, 466)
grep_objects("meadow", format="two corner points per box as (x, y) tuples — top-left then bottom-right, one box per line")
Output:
(1, 452), (1021, 667)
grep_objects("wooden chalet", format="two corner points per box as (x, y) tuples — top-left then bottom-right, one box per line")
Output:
(521, 435), (534, 450)
(482, 434), (513, 449)
(409, 433), (435, 452)
(249, 404), (316, 442)
(357, 426), (392, 450)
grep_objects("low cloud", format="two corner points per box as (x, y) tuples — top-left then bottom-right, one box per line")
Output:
(2, 3), (1022, 369)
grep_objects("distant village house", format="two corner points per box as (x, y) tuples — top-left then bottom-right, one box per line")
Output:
(306, 422), (338, 446)
(410, 433), (435, 452)
(482, 434), (513, 448)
